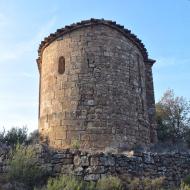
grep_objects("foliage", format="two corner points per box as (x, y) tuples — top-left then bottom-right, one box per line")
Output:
(8, 144), (48, 190)
(183, 175), (190, 186)
(96, 176), (123, 190)
(180, 182), (190, 190)
(0, 128), (5, 142)
(156, 89), (190, 144)
(46, 175), (95, 190)
(128, 177), (164, 190)
(184, 129), (190, 148)
(71, 139), (80, 149)
(0, 127), (27, 146)
(34, 187), (47, 190)
(36, 175), (123, 190)
(27, 129), (39, 145)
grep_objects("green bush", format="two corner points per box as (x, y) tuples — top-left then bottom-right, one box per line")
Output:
(37, 175), (123, 190)
(96, 176), (123, 190)
(46, 175), (95, 190)
(27, 129), (39, 145)
(128, 177), (164, 190)
(8, 144), (48, 190)
(180, 182), (190, 190)
(71, 139), (80, 149)
(0, 127), (27, 146)
(183, 175), (190, 186)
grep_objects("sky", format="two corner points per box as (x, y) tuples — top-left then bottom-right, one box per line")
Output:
(0, 0), (190, 133)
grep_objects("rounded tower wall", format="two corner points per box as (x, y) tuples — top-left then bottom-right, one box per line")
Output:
(39, 23), (151, 151)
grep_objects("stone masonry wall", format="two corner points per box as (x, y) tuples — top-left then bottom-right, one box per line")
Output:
(145, 61), (157, 143)
(38, 20), (156, 151)
(1, 145), (190, 189)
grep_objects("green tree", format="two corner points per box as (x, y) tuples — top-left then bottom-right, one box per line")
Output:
(0, 127), (27, 146)
(156, 89), (190, 143)
(27, 129), (39, 145)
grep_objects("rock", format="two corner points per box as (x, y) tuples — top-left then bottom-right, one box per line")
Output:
(1, 183), (13, 190)
(53, 164), (62, 173)
(74, 166), (84, 175)
(1, 182), (26, 190)
(74, 155), (89, 166)
(90, 156), (100, 166)
(84, 174), (100, 181)
(61, 164), (74, 174)
(144, 153), (154, 164)
(86, 166), (106, 174)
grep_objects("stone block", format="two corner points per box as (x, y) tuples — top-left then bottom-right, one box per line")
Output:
(86, 166), (106, 174)
(84, 174), (100, 181)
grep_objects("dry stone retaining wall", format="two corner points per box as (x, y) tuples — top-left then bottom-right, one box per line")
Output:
(1, 145), (190, 188)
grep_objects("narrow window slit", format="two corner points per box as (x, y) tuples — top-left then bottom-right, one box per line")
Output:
(58, 56), (65, 74)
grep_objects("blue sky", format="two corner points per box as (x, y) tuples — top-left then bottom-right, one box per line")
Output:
(0, 0), (190, 132)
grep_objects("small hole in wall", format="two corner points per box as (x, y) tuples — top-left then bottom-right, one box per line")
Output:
(58, 56), (65, 74)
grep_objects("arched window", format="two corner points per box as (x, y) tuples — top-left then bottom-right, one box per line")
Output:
(58, 56), (65, 74)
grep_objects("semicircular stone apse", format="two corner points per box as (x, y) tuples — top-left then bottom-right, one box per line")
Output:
(37, 19), (157, 152)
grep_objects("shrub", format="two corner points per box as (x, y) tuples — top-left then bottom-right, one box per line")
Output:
(71, 139), (80, 149)
(8, 144), (48, 190)
(39, 175), (123, 190)
(180, 182), (190, 190)
(183, 175), (190, 186)
(128, 177), (164, 190)
(96, 176), (123, 190)
(0, 128), (5, 143)
(46, 175), (95, 190)
(27, 129), (39, 145)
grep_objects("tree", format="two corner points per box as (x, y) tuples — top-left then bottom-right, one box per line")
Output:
(156, 89), (190, 143)
(0, 127), (28, 146)
(27, 129), (39, 145)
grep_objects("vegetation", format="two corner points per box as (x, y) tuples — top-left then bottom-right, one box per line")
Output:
(0, 134), (190, 190)
(71, 139), (80, 149)
(34, 175), (122, 190)
(183, 175), (190, 186)
(127, 177), (164, 190)
(1, 89), (190, 189)
(156, 89), (190, 147)
(0, 126), (27, 146)
(46, 175), (95, 190)
(181, 182), (190, 190)
(8, 144), (48, 190)
(0, 127), (40, 147)
(96, 176), (123, 190)
(34, 175), (190, 190)
(27, 129), (39, 145)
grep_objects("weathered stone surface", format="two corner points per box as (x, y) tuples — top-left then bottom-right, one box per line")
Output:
(84, 174), (100, 181)
(74, 155), (89, 166)
(86, 166), (106, 174)
(61, 164), (74, 174)
(74, 166), (84, 175)
(1, 145), (190, 188)
(37, 19), (157, 152)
